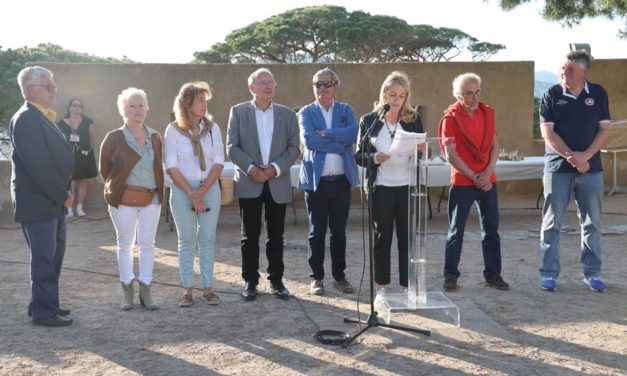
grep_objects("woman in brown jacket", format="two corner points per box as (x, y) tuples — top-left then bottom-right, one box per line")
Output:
(99, 87), (164, 311)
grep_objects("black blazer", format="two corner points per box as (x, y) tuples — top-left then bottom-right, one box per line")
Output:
(10, 102), (74, 222)
(354, 111), (424, 189)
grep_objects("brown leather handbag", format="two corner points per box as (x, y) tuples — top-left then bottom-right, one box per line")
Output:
(120, 185), (155, 207)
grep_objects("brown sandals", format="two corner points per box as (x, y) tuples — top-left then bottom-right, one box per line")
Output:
(178, 290), (219, 307)
(202, 290), (220, 305)
(178, 294), (193, 307)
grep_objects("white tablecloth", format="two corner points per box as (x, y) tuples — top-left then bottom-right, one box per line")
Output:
(169, 157), (544, 189)
(424, 156), (545, 187)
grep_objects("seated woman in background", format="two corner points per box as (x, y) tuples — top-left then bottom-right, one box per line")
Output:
(99, 87), (164, 311)
(57, 98), (98, 217)
(164, 81), (224, 307)
(355, 71), (424, 301)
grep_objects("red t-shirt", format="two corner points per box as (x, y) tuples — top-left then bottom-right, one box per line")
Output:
(441, 108), (497, 186)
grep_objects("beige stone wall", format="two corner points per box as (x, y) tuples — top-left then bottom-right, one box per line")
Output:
(1, 60), (625, 223)
(40, 61), (537, 149)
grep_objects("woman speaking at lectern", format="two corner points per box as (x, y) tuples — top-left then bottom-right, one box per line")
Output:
(355, 71), (424, 300)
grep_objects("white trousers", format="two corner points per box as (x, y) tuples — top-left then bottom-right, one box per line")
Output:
(108, 203), (161, 285)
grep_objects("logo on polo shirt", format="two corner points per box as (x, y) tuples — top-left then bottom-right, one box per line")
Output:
(585, 98), (595, 106)
(556, 99), (568, 106)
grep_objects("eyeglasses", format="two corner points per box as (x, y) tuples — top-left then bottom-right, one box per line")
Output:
(70, 104), (83, 108)
(313, 80), (338, 88)
(30, 84), (58, 93)
(462, 90), (481, 98)
(255, 80), (276, 87)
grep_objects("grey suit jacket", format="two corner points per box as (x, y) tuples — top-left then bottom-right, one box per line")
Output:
(10, 102), (74, 222)
(226, 100), (300, 204)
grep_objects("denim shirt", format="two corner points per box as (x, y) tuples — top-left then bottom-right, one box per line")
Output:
(122, 125), (159, 204)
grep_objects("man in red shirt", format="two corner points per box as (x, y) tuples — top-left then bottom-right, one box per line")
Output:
(437, 72), (509, 292)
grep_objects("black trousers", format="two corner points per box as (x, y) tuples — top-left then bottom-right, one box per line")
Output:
(371, 185), (409, 286)
(304, 175), (351, 281)
(239, 182), (286, 284)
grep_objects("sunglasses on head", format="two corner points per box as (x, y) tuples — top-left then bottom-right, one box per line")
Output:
(313, 80), (338, 88)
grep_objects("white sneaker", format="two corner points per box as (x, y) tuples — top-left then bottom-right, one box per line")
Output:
(76, 206), (86, 217)
(66, 208), (74, 218)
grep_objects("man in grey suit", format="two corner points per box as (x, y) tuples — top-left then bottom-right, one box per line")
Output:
(10, 66), (75, 326)
(227, 68), (300, 301)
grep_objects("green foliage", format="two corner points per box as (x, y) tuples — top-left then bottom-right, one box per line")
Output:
(497, 0), (627, 38)
(193, 5), (506, 64)
(469, 41), (508, 61)
(0, 43), (133, 137)
(533, 96), (541, 139)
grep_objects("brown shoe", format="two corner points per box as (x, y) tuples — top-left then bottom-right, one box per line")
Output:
(333, 278), (355, 293)
(443, 276), (458, 292)
(486, 274), (510, 290)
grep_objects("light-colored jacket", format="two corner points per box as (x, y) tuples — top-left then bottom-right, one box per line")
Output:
(226, 101), (300, 204)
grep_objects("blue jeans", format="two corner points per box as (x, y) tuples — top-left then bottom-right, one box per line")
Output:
(540, 172), (603, 279)
(304, 175), (351, 281)
(444, 184), (501, 279)
(170, 180), (221, 288)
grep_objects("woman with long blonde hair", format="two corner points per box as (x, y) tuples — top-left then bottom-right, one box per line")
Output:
(355, 71), (424, 301)
(164, 81), (224, 307)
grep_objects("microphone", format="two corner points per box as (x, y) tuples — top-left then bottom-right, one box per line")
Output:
(364, 103), (392, 140)
(377, 103), (391, 119)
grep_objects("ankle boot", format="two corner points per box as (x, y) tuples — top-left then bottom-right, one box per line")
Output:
(138, 281), (158, 310)
(120, 282), (134, 310)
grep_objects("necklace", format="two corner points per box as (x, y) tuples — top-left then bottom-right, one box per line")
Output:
(385, 120), (398, 139)
(132, 130), (145, 140)
(127, 124), (146, 141)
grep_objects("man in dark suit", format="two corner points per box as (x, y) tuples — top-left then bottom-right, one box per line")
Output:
(10, 66), (75, 326)
(227, 68), (300, 301)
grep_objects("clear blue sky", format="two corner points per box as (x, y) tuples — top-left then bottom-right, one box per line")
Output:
(1, 0), (625, 72)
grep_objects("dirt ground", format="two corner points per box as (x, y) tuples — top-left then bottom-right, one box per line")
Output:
(0, 191), (625, 376)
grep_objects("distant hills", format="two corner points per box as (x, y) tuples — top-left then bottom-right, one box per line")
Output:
(534, 71), (558, 98)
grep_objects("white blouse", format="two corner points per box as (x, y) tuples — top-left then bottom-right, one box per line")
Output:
(164, 121), (225, 181)
(373, 121), (411, 187)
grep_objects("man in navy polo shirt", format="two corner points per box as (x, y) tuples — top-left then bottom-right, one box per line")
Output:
(539, 50), (611, 292)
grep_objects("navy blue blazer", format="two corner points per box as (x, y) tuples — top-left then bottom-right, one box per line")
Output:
(10, 102), (74, 222)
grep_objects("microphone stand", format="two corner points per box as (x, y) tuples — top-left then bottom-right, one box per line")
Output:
(342, 110), (429, 348)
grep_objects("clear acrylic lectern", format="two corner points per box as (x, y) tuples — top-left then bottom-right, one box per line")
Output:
(375, 137), (460, 327)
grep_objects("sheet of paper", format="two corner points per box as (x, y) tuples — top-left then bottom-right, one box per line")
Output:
(388, 129), (427, 156)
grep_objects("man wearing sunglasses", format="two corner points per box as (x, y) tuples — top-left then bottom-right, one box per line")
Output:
(10, 66), (75, 326)
(298, 68), (359, 295)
